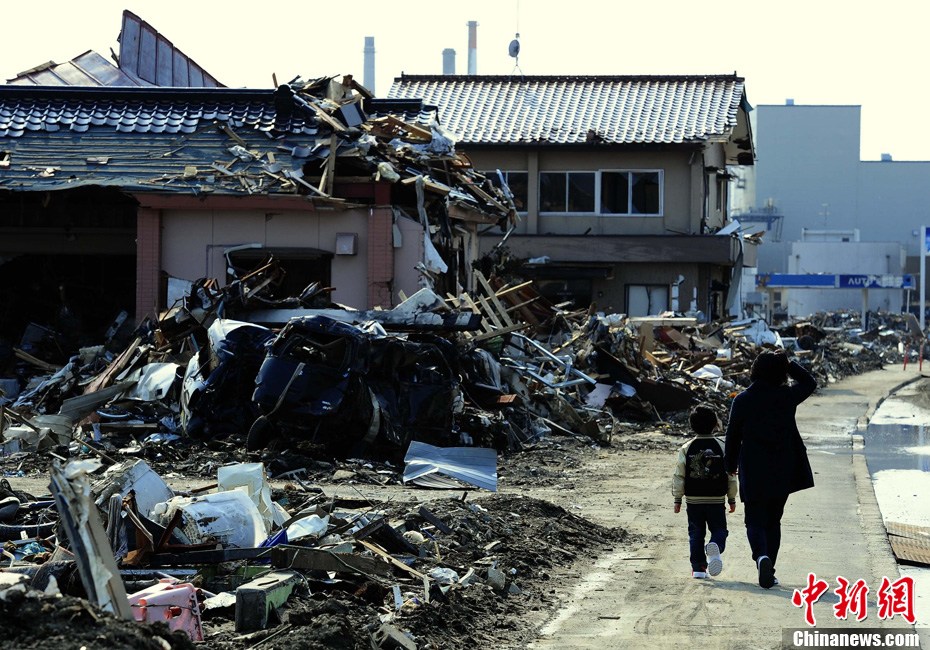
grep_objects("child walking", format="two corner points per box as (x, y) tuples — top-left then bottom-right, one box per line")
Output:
(673, 403), (738, 578)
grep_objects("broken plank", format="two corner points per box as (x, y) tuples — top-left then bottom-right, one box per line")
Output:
(220, 124), (249, 148)
(504, 297), (539, 314)
(495, 280), (535, 298)
(417, 506), (453, 535)
(270, 546), (392, 578)
(306, 100), (347, 132)
(325, 133), (337, 196)
(358, 540), (427, 580)
(14, 348), (61, 372)
(477, 296), (505, 329)
(146, 547), (270, 567)
(83, 337), (142, 394)
(386, 115), (432, 142)
(475, 271), (515, 327)
(459, 294), (494, 333)
(471, 323), (530, 342)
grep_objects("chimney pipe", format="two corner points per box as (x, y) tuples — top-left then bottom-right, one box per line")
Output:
(442, 48), (456, 75)
(467, 21), (478, 75)
(363, 36), (376, 94)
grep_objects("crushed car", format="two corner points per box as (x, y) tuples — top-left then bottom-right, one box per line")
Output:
(246, 316), (461, 459)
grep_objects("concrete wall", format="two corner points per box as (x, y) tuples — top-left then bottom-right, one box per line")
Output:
(785, 241), (906, 316)
(753, 105), (862, 273)
(859, 161), (930, 258)
(393, 212), (425, 301)
(161, 207), (374, 309)
(752, 104), (930, 282)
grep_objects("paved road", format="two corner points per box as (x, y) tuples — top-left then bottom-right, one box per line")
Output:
(529, 363), (926, 650)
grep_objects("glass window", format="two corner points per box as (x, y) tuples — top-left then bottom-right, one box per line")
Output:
(539, 172), (567, 212)
(631, 172), (660, 214)
(600, 172), (630, 214)
(540, 170), (661, 215)
(540, 172), (595, 212)
(567, 173), (595, 212)
(506, 172), (528, 212)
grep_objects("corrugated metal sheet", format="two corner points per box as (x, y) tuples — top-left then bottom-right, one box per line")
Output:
(387, 74), (746, 146)
(117, 10), (223, 87)
(6, 10), (223, 88)
(7, 52), (147, 87)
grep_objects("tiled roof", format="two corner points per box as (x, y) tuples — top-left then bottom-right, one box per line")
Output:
(0, 85), (443, 196)
(387, 74), (747, 146)
(0, 88), (315, 138)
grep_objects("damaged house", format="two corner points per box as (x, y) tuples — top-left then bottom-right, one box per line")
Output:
(0, 76), (515, 349)
(388, 74), (757, 319)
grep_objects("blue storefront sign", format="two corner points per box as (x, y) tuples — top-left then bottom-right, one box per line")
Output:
(838, 274), (915, 289)
(757, 274), (914, 290)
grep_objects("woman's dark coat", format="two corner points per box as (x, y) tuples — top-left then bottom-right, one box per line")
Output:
(724, 360), (817, 502)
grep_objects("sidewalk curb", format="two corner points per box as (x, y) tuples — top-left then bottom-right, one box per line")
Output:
(851, 452), (901, 582)
(856, 370), (928, 430)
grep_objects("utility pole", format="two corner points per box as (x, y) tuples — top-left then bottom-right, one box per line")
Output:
(921, 225), (928, 333)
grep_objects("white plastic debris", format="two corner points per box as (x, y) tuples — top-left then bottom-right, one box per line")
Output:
(217, 463), (275, 534)
(152, 490), (265, 548)
(286, 514), (330, 542)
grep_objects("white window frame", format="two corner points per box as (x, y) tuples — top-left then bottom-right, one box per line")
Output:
(539, 169), (664, 217)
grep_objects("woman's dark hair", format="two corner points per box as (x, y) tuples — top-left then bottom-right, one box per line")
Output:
(689, 403), (718, 435)
(751, 350), (789, 384)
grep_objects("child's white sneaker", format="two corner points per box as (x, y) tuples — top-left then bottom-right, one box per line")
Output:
(705, 542), (723, 576)
(692, 570), (708, 579)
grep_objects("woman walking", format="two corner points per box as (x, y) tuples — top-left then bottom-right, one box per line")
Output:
(724, 349), (817, 588)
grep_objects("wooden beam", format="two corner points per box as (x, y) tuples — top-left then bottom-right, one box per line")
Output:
(495, 280), (535, 298)
(358, 540), (427, 580)
(475, 271), (515, 327)
(271, 546), (392, 578)
(471, 323), (529, 342)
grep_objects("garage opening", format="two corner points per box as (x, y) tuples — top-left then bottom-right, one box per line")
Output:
(0, 187), (137, 361)
(227, 247), (334, 304)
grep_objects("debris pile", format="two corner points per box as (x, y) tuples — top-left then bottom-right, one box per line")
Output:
(0, 454), (621, 649)
(0, 259), (925, 647)
(1, 258), (923, 477)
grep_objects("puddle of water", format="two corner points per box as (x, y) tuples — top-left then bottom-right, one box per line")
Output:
(861, 423), (930, 474)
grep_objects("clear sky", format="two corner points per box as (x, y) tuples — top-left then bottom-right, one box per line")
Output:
(4, 0), (928, 161)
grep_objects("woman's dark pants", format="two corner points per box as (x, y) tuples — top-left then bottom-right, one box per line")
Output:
(744, 495), (789, 568)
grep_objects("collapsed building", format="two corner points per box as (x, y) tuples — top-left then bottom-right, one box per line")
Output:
(0, 73), (517, 363)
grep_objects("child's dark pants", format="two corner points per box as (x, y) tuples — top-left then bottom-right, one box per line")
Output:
(686, 503), (728, 572)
